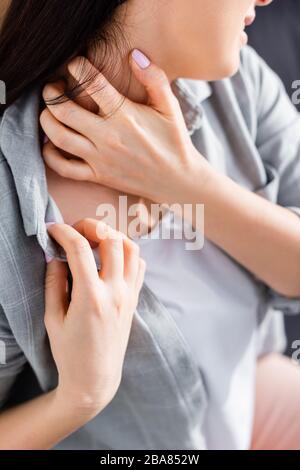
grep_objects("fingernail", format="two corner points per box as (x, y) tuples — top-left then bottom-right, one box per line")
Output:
(45, 253), (54, 264)
(43, 134), (49, 144)
(132, 49), (151, 69)
(46, 222), (56, 230)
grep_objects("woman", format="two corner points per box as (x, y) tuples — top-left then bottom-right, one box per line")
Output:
(1, 0), (300, 450)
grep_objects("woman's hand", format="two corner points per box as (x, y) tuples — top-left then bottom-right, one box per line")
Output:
(40, 50), (211, 204)
(45, 218), (146, 418)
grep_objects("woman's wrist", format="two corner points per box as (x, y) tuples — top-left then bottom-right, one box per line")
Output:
(53, 386), (104, 425)
(165, 147), (217, 207)
(0, 387), (101, 450)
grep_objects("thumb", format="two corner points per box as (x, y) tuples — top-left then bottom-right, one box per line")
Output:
(129, 49), (179, 116)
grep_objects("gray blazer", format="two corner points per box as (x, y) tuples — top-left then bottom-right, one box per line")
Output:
(0, 46), (300, 450)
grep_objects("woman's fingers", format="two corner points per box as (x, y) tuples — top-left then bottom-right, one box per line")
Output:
(130, 49), (180, 117)
(72, 219), (125, 283)
(46, 223), (100, 293)
(67, 56), (125, 117)
(42, 81), (101, 138)
(43, 140), (95, 181)
(47, 220), (145, 304)
(97, 230), (124, 284)
(68, 52), (178, 118)
(72, 218), (145, 287)
(123, 237), (141, 286)
(40, 107), (95, 157)
(44, 259), (69, 326)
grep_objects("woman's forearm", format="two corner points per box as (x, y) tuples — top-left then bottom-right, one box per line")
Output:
(0, 388), (94, 450)
(174, 158), (300, 298)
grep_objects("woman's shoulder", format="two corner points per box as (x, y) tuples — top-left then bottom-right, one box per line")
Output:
(237, 45), (294, 112)
(239, 45), (264, 74)
(0, 86), (48, 251)
(216, 45), (298, 138)
(239, 45), (274, 83)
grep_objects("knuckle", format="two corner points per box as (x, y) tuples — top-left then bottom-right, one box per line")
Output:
(105, 131), (123, 151)
(107, 228), (123, 244)
(87, 292), (102, 314)
(149, 67), (168, 85)
(95, 221), (111, 240)
(39, 108), (49, 126)
(53, 129), (70, 150)
(70, 236), (91, 255)
(158, 69), (169, 83)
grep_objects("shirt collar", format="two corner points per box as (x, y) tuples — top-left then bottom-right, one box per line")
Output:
(0, 85), (63, 258)
(171, 78), (212, 135)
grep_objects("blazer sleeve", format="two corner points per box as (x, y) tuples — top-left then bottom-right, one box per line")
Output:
(241, 46), (300, 315)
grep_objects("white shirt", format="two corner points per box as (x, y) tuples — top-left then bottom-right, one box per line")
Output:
(136, 200), (286, 449)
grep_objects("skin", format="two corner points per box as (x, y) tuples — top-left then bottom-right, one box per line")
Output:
(3, 0), (289, 450)
(42, 1), (300, 297)
(72, 0), (271, 103)
(43, 0), (270, 231)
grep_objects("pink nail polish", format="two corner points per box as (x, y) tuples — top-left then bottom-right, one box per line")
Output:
(46, 222), (56, 229)
(132, 49), (151, 69)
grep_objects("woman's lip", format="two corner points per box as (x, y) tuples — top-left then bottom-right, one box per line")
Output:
(244, 14), (256, 27)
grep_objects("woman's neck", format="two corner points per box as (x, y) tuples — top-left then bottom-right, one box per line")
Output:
(82, 1), (177, 107)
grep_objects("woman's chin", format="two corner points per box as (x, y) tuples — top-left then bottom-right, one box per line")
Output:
(178, 50), (242, 82)
(211, 40), (246, 80)
(219, 53), (243, 79)
(205, 59), (241, 81)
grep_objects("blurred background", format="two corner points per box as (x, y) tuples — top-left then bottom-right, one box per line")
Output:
(248, 0), (300, 112)
(247, 0), (300, 356)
